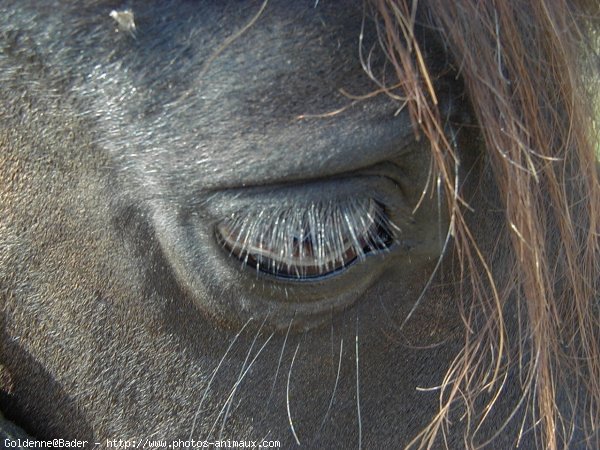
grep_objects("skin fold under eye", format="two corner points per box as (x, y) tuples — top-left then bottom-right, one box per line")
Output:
(216, 198), (396, 280)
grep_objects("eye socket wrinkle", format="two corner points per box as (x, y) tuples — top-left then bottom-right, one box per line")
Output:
(215, 198), (395, 280)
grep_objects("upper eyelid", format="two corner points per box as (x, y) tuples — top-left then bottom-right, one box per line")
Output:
(215, 197), (396, 280)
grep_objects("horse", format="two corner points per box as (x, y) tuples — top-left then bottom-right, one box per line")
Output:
(1, 1), (598, 448)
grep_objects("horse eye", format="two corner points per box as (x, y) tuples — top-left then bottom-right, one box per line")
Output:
(216, 198), (395, 280)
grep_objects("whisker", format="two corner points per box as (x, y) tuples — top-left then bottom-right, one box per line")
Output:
(397, 216), (454, 331)
(216, 317), (269, 440)
(330, 309), (335, 376)
(188, 318), (252, 440)
(266, 314), (294, 407)
(287, 339), (303, 446)
(211, 331), (276, 439)
(315, 338), (344, 440)
(398, 137), (459, 331)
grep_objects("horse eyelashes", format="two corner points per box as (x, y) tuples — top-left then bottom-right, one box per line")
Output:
(216, 198), (395, 280)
